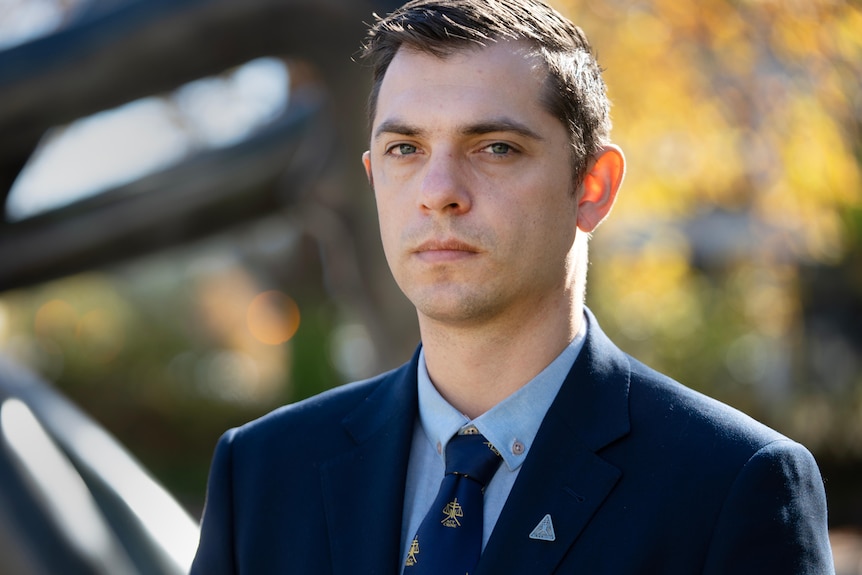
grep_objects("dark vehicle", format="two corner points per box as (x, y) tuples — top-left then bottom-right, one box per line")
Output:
(0, 355), (199, 575)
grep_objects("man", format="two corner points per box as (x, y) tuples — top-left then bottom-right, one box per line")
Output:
(191, 0), (834, 573)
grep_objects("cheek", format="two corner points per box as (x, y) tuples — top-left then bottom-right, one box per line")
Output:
(509, 173), (577, 222)
(372, 167), (396, 217)
(374, 183), (403, 226)
(509, 182), (578, 248)
(371, 162), (411, 209)
(374, 193), (404, 261)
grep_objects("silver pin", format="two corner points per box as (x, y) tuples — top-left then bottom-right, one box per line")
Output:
(529, 514), (556, 542)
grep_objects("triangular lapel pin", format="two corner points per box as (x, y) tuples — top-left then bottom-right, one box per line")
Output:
(529, 514), (556, 542)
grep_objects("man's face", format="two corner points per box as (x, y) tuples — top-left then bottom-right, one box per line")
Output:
(363, 41), (581, 329)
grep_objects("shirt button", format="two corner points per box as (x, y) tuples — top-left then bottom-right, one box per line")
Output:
(512, 441), (525, 455)
(436, 441), (442, 454)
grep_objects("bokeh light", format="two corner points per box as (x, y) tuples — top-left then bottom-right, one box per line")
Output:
(34, 299), (78, 342)
(246, 291), (301, 346)
(76, 308), (125, 363)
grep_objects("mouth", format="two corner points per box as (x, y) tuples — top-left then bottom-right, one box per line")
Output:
(412, 238), (480, 262)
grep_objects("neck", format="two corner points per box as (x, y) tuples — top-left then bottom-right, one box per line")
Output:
(419, 299), (583, 419)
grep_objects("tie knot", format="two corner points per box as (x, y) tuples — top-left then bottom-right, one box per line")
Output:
(444, 432), (502, 487)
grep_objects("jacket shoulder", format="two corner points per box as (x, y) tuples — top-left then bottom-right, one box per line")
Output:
(625, 354), (791, 458)
(224, 360), (414, 457)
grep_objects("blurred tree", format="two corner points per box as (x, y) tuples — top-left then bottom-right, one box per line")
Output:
(555, 0), (862, 523)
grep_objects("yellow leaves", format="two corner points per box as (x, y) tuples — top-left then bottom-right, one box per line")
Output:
(760, 0), (862, 68)
(769, 7), (825, 62)
(775, 97), (857, 201)
(758, 96), (861, 262)
(558, 0), (861, 264)
(728, 263), (799, 338)
(615, 107), (745, 218)
(616, 11), (672, 62)
(829, 4), (862, 61)
(591, 228), (701, 342)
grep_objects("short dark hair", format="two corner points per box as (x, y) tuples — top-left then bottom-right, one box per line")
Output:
(360, 0), (612, 184)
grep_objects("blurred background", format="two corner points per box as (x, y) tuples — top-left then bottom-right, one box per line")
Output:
(0, 0), (860, 570)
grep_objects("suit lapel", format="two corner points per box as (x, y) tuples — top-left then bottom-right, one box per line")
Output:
(477, 310), (631, 574)
(476, 436), (621, 574)
(320, 351), (420, 575)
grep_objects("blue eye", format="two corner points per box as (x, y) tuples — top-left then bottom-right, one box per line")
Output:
(393, 143), (417, 155)
(488, 143), (511, 154)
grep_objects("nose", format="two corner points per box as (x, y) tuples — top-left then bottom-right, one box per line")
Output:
(418, 151), (471, 215)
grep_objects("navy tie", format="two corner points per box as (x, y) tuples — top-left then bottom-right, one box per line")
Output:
(404, 431), (503, 574)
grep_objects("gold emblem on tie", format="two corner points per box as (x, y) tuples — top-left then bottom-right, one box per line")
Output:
(441, 498), (464, 527)
(405, 537), (420, 566)
(483, 441), (501, 457)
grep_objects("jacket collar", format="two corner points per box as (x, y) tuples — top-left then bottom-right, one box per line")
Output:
(477, 308), (631, 574)
(558, 307), (632, 451)
(320, 348), (420, 575)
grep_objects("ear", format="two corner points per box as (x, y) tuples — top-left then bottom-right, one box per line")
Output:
(577, 144), (625, 233)
(362, 151), (373, 187)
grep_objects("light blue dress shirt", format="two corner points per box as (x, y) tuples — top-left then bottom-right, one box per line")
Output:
(399, 320), (587, 570)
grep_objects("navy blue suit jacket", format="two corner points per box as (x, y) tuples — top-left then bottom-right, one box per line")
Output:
(191, 311), (834, 574)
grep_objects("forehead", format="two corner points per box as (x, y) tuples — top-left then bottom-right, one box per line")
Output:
(373, 41), (554, 133)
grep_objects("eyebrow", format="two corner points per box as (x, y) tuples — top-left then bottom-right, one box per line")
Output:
(373, 117), (544, 142)
(373, 120), (422, 141)
(461, 119), (543, 141)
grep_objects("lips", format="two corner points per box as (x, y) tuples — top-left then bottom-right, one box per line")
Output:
(414, 238), (479, 253)
(412, 238), (481, 262)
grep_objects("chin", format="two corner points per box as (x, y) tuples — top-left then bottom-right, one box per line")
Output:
(413, 293), (502, 327)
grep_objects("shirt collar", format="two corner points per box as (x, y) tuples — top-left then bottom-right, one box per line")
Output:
(416, 318), (587, 472)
